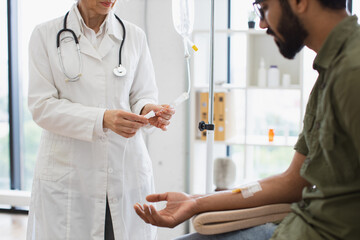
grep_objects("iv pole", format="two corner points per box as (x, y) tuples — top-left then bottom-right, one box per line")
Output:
(198, 0), (215, 193)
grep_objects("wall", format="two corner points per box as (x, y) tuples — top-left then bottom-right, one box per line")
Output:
(117, 0), (189, 239)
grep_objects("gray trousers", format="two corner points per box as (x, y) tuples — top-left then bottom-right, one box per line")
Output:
(105, 198), (115, 240)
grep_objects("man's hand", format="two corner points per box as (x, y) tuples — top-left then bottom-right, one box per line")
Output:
(134, 192), (198, 228)
(103, 109), (149, 138)
(141, 104), (175, 131)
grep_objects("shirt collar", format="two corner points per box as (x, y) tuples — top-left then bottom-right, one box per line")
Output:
(313, 15), (359, 71)
(67, 3), (123, 41)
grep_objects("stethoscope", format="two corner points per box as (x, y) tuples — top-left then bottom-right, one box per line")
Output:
(57, 11), (127, 82)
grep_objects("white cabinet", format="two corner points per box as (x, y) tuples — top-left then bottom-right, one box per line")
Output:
(189, 29), (308, 194)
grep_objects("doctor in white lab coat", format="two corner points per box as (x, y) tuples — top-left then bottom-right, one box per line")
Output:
(27, 1), (174, 239)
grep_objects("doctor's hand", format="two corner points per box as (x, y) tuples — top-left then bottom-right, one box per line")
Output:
(134, 192), (197, 228)
(141, 104), (175, 131)
(103, 109), (149, 138)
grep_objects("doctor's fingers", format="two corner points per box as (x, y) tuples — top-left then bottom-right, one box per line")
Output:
(115, 117), (147, 130)
(116, 110), (149, 125)
(115, 130), (137, 138)
(156, 111), (174, 121)
(157, 107), (175, 120)
(115, 125), (145, 137)
(156, 117), (171, 126)
(150, 120), (168, 131)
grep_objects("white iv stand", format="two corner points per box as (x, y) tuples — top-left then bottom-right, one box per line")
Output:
(198, 0), (215, 193)
(172, 0), (213, 194)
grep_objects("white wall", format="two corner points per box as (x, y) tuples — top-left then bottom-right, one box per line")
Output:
(117, 1), (189, 239)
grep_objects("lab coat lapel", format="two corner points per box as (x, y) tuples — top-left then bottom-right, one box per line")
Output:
(98, 13), (123, 59)
(98, 34), (115, 59)
(78, 35), (102, 60)
(66, 5), (102, 60)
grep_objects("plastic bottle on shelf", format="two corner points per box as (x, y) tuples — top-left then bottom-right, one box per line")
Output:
(257, 58), (267, 87)
(268, 129), (275, 142)
(282, 74), (291, 87)
(268, 65), (280, 87)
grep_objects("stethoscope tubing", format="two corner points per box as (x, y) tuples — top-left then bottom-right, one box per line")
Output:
(114, 14), (125, 67)
(57, 11), (126, 81)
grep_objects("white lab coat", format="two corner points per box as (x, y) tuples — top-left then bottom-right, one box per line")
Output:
(27, 5), (158, 240)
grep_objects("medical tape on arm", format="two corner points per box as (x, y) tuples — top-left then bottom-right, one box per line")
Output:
(232, 182), (262, 198)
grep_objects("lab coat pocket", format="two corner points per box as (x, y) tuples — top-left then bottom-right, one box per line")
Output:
(39, 133), (73, 182)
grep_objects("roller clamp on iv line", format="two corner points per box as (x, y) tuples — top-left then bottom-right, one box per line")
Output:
(198, 121), (215, 131)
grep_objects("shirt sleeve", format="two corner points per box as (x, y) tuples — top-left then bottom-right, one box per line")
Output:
(333, 68), (360, 156)
(294, 131), (309, 156)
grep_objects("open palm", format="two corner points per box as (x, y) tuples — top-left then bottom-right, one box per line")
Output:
(134, 192), (198, 228)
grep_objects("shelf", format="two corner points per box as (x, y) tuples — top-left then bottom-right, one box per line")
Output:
(194, 84), (246, 91)
(195, 135), (298, 147)
(246, 85), (302, 90)
(194, 84), (302, 91)
(193, 29), (267, 36)
(246, 135), (298, 147)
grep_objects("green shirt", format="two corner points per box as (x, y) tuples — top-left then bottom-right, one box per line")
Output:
(271, 16), (360, 240)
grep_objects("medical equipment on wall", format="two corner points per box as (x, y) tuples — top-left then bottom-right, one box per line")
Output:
(171, 0), (198, 107)
(57, 12), (127, 82)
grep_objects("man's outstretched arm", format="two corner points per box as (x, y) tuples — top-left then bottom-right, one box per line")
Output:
(134, 151), (309, 228)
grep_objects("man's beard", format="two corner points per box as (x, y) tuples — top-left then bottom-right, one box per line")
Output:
(267, 1), (308, 59)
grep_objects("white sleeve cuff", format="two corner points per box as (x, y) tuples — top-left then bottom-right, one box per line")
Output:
(93, 108), (107, 138)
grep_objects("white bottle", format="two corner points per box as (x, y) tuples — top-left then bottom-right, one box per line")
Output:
(282, 74), (291, 87)
(268, 65), (280, 87)
(257, 58), (267, 87)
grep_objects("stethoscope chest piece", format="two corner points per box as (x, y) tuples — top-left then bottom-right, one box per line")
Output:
(113, 64), (127, 77)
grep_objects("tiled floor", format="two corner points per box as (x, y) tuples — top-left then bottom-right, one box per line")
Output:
(0, 213), (27, 240)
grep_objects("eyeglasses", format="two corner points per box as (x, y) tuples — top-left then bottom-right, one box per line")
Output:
(252, 1), (265, 21)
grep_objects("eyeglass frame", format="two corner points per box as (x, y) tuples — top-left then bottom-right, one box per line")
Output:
(253, 0), (265, 21)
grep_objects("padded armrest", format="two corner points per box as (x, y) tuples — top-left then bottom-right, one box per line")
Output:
(192, 203), (291, 235)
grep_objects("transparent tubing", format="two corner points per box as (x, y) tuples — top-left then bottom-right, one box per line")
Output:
(184, 39), (191, 95)
(170, 0), (197, 108)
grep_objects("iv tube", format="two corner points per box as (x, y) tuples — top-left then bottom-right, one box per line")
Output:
(172, 0), (197, 51)
(171, 0), (197, 107)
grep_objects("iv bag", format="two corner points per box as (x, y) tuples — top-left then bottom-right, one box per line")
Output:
(172, 0), (194, 38)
